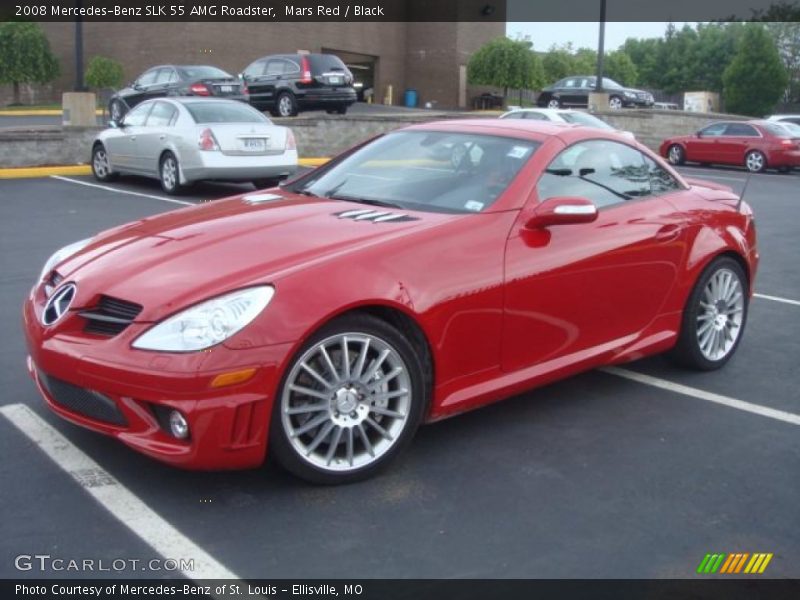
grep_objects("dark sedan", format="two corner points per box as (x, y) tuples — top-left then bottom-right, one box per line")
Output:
(537, 76), (654, 110)
(109, 65), (247, 121)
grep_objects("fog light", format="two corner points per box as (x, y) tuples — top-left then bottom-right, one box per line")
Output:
(168, 410), (189, 439)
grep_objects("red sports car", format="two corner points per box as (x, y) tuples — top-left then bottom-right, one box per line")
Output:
(660, 119), (800, 173)
(23, 120), (758, 484)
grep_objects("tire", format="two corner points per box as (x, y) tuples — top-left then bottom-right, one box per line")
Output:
(745, 150), (766, 173)
(91, 143), (118, 182)
(669, 256), (749, 371)
(109, 99), (126, 122)
(275, 92), (298, 117)
(667, 144), (685, 166)
(335, 105), (348, 115)
(609, 96), (623, 110)
(252, 178), (282, 189)
(269, 313), (428, 484)
(547, 98), (560, 109)
(159, 151), (183, 195)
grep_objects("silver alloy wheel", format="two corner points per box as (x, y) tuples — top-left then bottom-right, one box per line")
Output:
(696, 267), (745, 361)
(93, 148), (110, 178)
(161, 156), (178, 191)
(547, 98), (560, 108)
(746, 151), (765, 172)
(278, 95), (293, 117)
(668, 145), (683, 164)
(609, 96), (623, 110)
(281, 332), (412, 472)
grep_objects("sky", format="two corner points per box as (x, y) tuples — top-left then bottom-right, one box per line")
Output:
(506, 22), (695, 52)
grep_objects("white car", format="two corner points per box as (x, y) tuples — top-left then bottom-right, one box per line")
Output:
(92, 97), (298, 194)
(499, 108), (635, 140)
(767, 114), (800, 127)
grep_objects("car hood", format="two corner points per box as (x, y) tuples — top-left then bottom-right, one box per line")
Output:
(56, 191), (446, 321)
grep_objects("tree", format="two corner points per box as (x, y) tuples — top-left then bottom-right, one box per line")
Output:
(604, 51), (638, 86)
(622, 37), (661, 88)
(572, 48), (597, 75)
(468, 36), (545, 100)
(542, 43), (574, 84)
(723, 24), (788, 116)
(0, 22), (59, 105)
(764, 22), (800, 103)
(85, 56), (124, 91)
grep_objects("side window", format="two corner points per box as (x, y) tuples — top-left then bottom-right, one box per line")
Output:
(154, 68), (174, 84)
(123, 102), (152, 126)
(524, 111), (548, 120)
(563, 79), (577, 88)
(243, 60), (266, 78)
(136, 69), (158, 87)
(700, 123), (727, 137)
(536, 140), (651, 208)
(265, 60), (285, 76)
(724, 123), (759, 137)
(503, 112), (525, 119)
(644, 156), (682, 195)
(146, 102), (177, 127)
(283, 58), (301, 74)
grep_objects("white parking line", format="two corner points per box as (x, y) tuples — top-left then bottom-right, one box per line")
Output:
(602, 367), (800, 426)
(754, 292), (800, 307)
(51, 175), (194, 206)
(0, 403), (239, 580)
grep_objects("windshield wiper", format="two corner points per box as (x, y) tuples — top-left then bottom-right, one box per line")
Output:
(329, 195), (405, 209)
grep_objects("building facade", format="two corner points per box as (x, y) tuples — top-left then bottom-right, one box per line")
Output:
(5, 20), (503, 109)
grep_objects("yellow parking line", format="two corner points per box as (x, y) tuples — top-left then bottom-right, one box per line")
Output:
(0, 165), (92, 179)
(0, 109), (104, 116)
(0, 159), (329, 179)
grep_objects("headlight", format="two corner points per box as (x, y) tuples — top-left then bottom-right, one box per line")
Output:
(132, 286), (274, 352)
(624, 91), (636, 98)
(39, 238), (93, 282)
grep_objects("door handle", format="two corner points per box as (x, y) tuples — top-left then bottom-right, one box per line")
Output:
(159, 135), (166, 140)
(129, 136), (136, 141)
(655, 224), (681, 242)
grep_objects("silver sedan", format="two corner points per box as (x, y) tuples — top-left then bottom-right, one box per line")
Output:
(91, 97), (298, 194)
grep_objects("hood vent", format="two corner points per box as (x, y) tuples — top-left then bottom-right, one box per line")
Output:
(335, 209), (417, 223)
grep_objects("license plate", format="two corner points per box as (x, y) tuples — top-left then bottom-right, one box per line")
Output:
(220, 85), (233, 93)
(328, 76), (343, 85)
(241, 138), (266, 152)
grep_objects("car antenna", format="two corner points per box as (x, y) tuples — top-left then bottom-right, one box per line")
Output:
(736, 170), (753, 211)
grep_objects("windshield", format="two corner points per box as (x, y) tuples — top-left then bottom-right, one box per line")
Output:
(560, 112), (614, 130)
(185, 102), (270, 124)
(289, 131), (540, 214)
(179, 66), (232, 80)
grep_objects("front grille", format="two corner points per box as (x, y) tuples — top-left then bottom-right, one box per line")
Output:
(38, 371), (128, 426)
(80, 295), (143, 337)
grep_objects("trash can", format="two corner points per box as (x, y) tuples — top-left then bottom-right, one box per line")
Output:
(404, 89), (418, 108)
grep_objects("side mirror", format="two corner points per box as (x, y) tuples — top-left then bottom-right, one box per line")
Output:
(696, 131), (703, 138)
(525, 197), (598, 229)
(132, 82), (143, 91)
(108, 120), (119, 129)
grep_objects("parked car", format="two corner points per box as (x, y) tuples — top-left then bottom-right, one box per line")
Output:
(91, 98), (297, 194)
(241, 53), (357, 117)
(537, 76), (654, 110)
(108, 65), (247, 122)
(660, 120), (800, 173)
(767, 114), (800, 126)
(499, 107), (636, 139)
(29, 119), (757, 483)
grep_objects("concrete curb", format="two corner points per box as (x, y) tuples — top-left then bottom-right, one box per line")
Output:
(0, 158), (329, 179)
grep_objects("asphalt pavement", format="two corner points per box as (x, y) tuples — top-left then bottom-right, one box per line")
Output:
(0, 166), (797, 580)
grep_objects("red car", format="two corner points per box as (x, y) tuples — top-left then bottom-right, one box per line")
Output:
(24, 120), (758, 484)
(660, 119), (800, 173)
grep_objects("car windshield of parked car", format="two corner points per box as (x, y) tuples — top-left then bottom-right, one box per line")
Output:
(291, 131), (539, 214)
(185, 102), (270, 124)
(559, 112), (614, 130)
(179, 66), (232, 80)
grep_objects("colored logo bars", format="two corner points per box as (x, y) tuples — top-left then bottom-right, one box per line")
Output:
(697, 553), (773, 574)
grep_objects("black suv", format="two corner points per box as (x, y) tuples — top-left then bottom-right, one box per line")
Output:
(537, 76), (654, 110)
(108, 65), (246, 121)
(241, 53), (357, 117)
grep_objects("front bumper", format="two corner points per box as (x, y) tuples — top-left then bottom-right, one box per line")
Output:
(23, 293), (295, 470)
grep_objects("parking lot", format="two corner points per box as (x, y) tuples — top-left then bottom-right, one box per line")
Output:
(0, 166), (798, 580)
